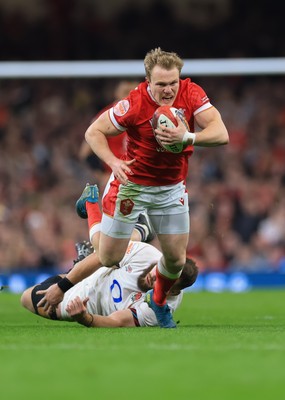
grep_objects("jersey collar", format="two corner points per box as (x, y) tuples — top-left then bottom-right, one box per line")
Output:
(147, 84), (160, 105)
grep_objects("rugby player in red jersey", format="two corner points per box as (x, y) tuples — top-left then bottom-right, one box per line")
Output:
(85, 48), (228, 327)
(39, 48), (228, 328)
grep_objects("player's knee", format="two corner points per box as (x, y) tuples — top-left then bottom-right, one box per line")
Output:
(20, 288), (35, 313)
(20, 289), (29, 308)
(100, 255), (120, 267)
(99, 250), (123, 268)
(164, 254), (186, 273)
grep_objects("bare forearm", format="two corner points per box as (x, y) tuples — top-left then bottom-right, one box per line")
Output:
(66, 253), (102, 286)
(85, 126), (118, 168)
(73, 310), (136, 328)
(192, 107), (229, 147)
(194, 121), (229, 147)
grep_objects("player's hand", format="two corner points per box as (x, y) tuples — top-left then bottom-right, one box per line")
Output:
(155, 117), (186, 145)
(66, 296), (89, 318)
(36, 283), (64, 311)
(112, 158), (136, 185)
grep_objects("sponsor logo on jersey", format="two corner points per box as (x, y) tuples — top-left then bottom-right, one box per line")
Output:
(130, 292), (143, 303)
(113, 100), (130, 116)
(126, 265), (133, 273)
(126, 242), (134, 254)
(156, 146), (167, 152)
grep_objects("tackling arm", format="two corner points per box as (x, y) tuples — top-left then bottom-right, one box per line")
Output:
(66, 296), (136, 328)
(87, 310), (136, 328)
(36, 252), (102, 310)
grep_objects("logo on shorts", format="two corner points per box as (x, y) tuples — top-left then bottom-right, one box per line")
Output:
(120, 199), (134, 215)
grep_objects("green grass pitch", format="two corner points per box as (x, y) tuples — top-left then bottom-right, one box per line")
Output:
(0, 290), (284, 400)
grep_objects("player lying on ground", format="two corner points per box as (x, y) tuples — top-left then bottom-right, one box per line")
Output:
(21, 236), (198, 328)
(33, 184), (156, 313)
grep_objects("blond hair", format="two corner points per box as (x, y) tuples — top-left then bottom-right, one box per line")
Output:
(144, 47), (184, 81)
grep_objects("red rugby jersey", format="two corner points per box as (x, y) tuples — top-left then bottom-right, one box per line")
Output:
(109, 79), (211, 186)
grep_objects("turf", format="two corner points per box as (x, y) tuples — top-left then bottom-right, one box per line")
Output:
(0, 291), (284, 400)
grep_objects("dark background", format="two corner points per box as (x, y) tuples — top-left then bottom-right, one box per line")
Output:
(0, 0), (284, 61)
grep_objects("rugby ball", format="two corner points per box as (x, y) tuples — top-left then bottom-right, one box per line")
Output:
(152, 106), (188, 153)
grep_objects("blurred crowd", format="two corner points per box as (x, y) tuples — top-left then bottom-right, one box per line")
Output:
(0, 75), (284, 274)
(0, 0), (284, 275)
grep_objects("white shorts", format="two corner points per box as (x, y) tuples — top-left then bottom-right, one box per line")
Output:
(101, 176), (190, 238)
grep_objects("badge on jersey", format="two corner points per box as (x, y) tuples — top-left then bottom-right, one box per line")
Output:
(113, 100), (130, 116)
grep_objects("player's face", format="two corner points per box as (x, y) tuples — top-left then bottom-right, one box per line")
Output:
(137, 264), (157, 292)
(147, 65), (180, 106)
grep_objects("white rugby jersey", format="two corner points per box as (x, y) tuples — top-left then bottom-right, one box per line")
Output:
(60, 241), (183, 327)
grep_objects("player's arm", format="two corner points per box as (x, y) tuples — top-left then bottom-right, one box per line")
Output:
(85, 110), (135, 184)
(192, 106), (229, 147)
(66, 296), (136, 328)
(89, 310), (136, 328)
(36, 252), (102, 310)
(85, 110), (121, 166)
(155, 106), (228, 148)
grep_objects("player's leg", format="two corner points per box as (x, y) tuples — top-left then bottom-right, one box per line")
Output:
(134, 212), (155, 243)
(20, 286), (36, 313)
(98, 219), (155, 266)
(76, 183), (154, 256)
(80, 176), (155, 266)
(21, 275), (63, 319)
(145, 182), (189, 328)
(76, 183), (101, 251)
(91, 210), (155, 245)
(155, 229), (189, 301)
(145, 214), (189, 329)
(76, 182), (128, 265)
(98, 222), (134, 266)
(149, 212), (189, 302)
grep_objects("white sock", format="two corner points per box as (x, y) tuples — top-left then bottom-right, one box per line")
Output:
(157, 258), (182, 280)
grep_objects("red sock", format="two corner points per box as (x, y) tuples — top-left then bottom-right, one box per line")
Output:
(86, 201), (102, 230)
(153, 268), (177, 306)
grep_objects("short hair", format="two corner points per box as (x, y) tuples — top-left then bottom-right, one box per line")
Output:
(144, 47), (184, 81)
(172, 258), (199, 291)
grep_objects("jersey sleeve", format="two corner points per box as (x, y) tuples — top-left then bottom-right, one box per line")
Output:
(109, 86), (142, 131)
(132, 300), (159, 327)
(189, 82), (212, 115)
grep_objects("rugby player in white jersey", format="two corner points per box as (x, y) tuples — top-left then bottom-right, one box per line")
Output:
(21, 239), (197, 327)
(21, 186), (198, 328)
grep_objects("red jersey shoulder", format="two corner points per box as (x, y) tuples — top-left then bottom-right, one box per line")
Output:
(112, 82), (151, 126)
(113, 99), (130, 117)
(177, 78), (210, 111)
